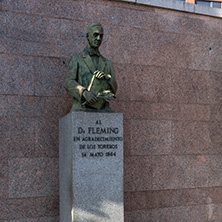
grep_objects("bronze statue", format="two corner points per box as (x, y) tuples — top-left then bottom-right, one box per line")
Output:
(65, 23), (117, 112)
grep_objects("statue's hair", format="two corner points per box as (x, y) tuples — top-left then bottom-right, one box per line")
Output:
(86, 23), (103, 35)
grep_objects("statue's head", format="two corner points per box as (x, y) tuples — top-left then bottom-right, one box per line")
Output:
(86, 23), (104, 49)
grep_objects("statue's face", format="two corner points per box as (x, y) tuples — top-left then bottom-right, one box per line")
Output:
(87, 26), (104, 49)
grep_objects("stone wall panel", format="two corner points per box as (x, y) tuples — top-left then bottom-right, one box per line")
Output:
(1, 0), (222, 220)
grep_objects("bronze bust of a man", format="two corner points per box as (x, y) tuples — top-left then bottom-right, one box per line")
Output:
(65, 23), (117, 112)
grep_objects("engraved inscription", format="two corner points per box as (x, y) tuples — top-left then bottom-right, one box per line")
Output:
(74, 120), (122, 158)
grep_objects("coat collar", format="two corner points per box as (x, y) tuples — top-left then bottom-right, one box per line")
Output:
(81, 48), (106, 74)
(85, 46), (101, 57)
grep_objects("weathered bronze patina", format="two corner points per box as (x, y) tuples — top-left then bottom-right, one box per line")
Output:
(65, 23), (117, 112)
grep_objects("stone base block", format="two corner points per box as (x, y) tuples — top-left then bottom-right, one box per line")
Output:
(59, 112), (124, 222)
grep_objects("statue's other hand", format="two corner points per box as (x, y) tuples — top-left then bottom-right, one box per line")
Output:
(94, 70), (111, 81)
(83, 90), (98, 104)
(94, 70), (105, 79)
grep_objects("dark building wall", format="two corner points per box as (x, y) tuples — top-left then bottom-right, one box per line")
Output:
(0, 0), (222, 221)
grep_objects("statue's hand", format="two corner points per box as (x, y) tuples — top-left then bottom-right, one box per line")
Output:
(94, 70), (111, 81)
(83, 90), (98, 104)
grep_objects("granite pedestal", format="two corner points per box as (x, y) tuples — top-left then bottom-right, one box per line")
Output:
(59, 112), (124, 222)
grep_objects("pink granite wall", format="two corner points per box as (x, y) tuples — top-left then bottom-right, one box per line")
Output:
(1, 0), (222, 221)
